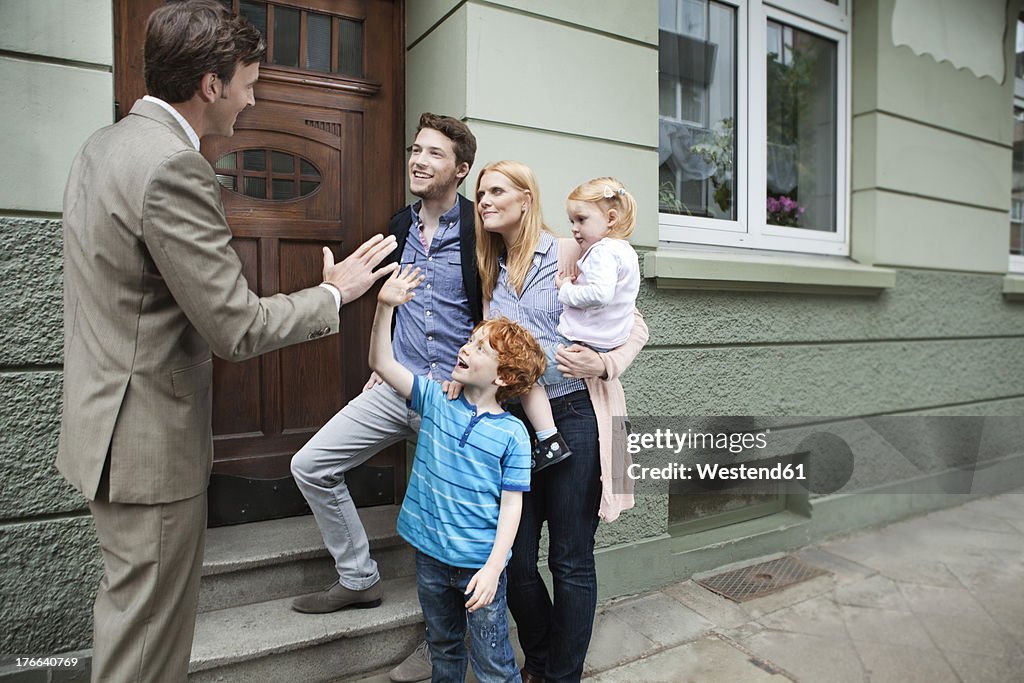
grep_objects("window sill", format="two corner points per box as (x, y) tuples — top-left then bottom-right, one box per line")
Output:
(643, 248), (896, 296)
(1003, 275), (1024, 302)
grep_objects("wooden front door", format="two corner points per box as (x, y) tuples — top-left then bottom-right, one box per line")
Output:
(114, 0), (405, 525)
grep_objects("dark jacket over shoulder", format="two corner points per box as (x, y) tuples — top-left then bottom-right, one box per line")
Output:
(386, 193), (482, 325)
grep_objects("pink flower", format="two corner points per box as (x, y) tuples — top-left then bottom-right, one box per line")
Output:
(766, 194), (805, 226)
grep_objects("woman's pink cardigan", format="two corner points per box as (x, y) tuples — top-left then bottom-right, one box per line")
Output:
(557, 238), (648, 522)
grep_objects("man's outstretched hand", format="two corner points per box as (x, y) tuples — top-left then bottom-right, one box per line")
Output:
(322, 234), (399, 304)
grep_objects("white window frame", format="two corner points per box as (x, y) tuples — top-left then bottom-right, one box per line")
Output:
(1011, 20), (1024, 273)
(659, 0), (851, 257)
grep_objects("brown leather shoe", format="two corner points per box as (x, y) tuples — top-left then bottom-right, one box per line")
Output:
(291, 580), (382, 613)
(520, 669), (544, 683)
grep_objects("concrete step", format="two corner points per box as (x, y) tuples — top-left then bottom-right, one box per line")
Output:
(189, 575), (424, 683)
(199, 505), (414, 612)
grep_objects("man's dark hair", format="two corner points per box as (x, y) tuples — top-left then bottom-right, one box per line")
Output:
(416, 112), (477, 171)
(144, 0), (266, 103)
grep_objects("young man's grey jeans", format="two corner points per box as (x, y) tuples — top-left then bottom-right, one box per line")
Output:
(291, 382), (421, 590)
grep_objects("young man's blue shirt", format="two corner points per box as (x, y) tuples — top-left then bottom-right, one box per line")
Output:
(397, 376), (531, 569)
(393, 200), (473, 381)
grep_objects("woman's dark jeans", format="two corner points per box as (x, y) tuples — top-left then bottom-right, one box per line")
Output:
(508, 389), (601, 683)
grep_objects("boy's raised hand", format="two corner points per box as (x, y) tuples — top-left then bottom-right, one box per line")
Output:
(378, 265), (424, 307)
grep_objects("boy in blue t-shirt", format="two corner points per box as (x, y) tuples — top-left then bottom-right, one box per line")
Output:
(369, 265), (545, 682)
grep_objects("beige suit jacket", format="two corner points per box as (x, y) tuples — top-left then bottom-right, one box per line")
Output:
(58, 99), (339, 505)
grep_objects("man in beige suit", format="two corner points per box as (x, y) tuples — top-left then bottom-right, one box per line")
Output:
(57, 2), (397, 680)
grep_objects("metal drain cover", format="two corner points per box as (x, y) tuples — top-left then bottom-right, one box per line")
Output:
(696, 555), (828, 602)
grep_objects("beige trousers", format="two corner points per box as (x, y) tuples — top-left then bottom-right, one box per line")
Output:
(88, 491), (207, 682)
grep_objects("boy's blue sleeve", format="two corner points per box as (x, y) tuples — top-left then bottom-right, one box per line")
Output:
(500, 418), (532, 492)
(409, 375), (444, 417)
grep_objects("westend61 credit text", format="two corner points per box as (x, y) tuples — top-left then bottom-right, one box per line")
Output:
(628, 461), (806, 482)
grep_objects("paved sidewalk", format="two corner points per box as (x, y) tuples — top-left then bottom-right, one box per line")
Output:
(351, 490), (1024, 682)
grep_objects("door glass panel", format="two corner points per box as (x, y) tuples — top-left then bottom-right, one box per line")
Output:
(234, 3), (365, 79)
(216, 152), (237, 169)
(244, 176), (267, 198)
(217, 150), (322, 202)
(307, 12), (332, 72)
(243, 149), (266, 171)
(271, 151), (294, 174)
(272, 179), (297, 199)
(338, 18), (364, 77)
(240, 1), (267, 62)
(274, 6), (300, 68)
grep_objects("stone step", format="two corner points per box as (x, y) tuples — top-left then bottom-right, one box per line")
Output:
(199, 505), (414, 613)
(189, 575), (423, 683)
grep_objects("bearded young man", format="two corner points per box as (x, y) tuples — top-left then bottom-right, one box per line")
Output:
(290, 115), (481, 634)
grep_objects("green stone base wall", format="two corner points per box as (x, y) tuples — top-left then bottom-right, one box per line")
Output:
(0, 217), (102, 656)
(0, 518), (100, 655)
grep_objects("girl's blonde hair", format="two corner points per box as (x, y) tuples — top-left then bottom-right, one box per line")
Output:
(474, 160), (553, 300)
(567, 176), (637, 239)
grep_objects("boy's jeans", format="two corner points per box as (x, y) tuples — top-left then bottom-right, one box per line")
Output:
(415, 551), (519, 683)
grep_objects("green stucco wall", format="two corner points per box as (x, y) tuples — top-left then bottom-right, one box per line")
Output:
(851, 0), (1014, 272)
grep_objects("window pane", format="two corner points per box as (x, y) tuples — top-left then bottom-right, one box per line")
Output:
(240, 1), (267, 62)
(300, 181), (320, 196)
(244, 176), (267, 198)
(307, 12), (332, 72)
(658, 0), (736, 220)
(243, 149), (266, 171)
(216, 175), (236, 191)
(1012, 107), (1024, 256)
(337, 18), (364, 77)
(658, 74), (677, 118)
(1017, 17), (1024, 79)
(681, 0), (706, 39)
(766, 22), (837, 232)
(272, 179), (297, 199)
(215, 153), (236, 170)
(659, 0), (677, 31)
(273, 6), (300, 68)
(271, 151), (293, 174)
(300, 159), (320, 178)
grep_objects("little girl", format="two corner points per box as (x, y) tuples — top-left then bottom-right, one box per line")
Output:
(523, 177), (641, 470)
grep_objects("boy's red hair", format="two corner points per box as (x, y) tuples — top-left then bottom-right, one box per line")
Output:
(474, 318), (545, 403)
